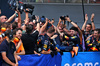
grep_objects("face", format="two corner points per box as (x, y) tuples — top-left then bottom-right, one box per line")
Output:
(16, 30), (22, 39)
(93, 31), (99, 38)
(70, 30), (77, 36)
(0, 16), (8, 22)
(86, 24), (92, 31)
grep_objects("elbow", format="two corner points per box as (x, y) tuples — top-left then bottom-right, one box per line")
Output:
(2, 56), (6, 60)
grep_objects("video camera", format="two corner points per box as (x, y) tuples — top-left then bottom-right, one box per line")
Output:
(60, 15), (69, 20)
(8, 0), (34, 15)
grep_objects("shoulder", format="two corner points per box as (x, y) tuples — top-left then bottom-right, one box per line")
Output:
(32, 30), (39, 34)
(0, 40), (7, 46)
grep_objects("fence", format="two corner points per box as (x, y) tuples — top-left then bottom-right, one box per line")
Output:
(1, 52), (100, 66)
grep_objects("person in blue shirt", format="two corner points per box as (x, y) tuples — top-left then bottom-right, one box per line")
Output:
(86, 29), (100, 51)
(58, 26), (80, 57)
(37, 26), (63, 57)
(0, 30), (18, 66)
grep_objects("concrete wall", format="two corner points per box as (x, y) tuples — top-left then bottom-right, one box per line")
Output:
(21, 3), (100, 28)
(0, 0), (100, 28)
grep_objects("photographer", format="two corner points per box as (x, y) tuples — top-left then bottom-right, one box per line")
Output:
(21, 9), (40, 55)
(0, 30), (18, 66)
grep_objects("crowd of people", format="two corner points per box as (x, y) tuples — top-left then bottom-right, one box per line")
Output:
(0, 9), (100, 66)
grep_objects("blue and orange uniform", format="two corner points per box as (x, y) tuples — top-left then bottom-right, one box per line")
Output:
(86, 36), (100, 51)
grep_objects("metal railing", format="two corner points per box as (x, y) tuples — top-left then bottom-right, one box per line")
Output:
(20, 0), (100, 3)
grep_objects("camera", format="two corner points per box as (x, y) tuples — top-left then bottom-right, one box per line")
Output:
(8, 0), (34, 15)
(60, 15), (69, 20)
(60, 16), (65, 20)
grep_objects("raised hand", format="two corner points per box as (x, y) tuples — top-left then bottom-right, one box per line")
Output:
(91, 13), (95, 22)
(85, 14), (88, 21)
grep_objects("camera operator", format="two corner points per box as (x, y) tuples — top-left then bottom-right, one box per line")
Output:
(86, 29), (100, 51)
(0, 30), (18, 66)
(21, 9), (40, 55)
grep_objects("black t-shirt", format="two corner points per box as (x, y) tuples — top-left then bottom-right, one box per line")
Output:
(21, 30), (39, 54)
(0, 39), (16, 66)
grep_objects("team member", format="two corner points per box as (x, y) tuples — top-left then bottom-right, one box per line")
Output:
(37, 26), (63, 57)
(0, 30), (18, 66)
(86, 29), (100, 51)
(59, 26), (80, 57)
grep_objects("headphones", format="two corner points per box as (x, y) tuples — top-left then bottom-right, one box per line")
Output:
(1, 27), (6, 32)
(14, 37), (19, 43)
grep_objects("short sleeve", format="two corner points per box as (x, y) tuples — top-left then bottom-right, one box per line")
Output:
(0, 43), (7, 53)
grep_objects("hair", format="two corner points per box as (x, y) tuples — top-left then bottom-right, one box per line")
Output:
(47, 26), (55, 33)
(96, 28), (100, 34)
(70, 26), (78, 32)
(12, 22), (18, 30)
(1, 23), (8, 28)
(26, 24), (33, 34)
(5, 30), (13, 40)
(94, 29), (99, 34)
(87, 23), (92, 28)
(13, 28), (23, 35)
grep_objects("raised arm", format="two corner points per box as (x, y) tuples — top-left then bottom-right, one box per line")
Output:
(22, 9), (29, 30)
(18, 11), (21, 28)
(40, 18), (48, 33)
(6, 12), (17, 23)
(36, 16), (40, 32)
(57, 18), (62, 27)
(82, 14), (88, 31)
(91, 13), (95, 30)
(66, 16), (83, 44)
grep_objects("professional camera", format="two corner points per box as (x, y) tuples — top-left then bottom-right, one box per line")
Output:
(8, 0), (34, 15)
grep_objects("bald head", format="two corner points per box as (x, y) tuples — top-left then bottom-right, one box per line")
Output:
(0, 15), (7, 22)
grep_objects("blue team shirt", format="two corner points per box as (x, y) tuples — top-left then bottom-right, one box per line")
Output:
(0, 39), (16, 66)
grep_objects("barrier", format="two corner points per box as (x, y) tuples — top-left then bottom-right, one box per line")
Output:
(18, 53), (62, 66)
(62, 52), (100, 66)
(0, 52), (100, 66)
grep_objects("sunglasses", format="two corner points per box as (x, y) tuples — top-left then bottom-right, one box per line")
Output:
(5, 18), (7, 19)
(1, 18), (7, 19)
